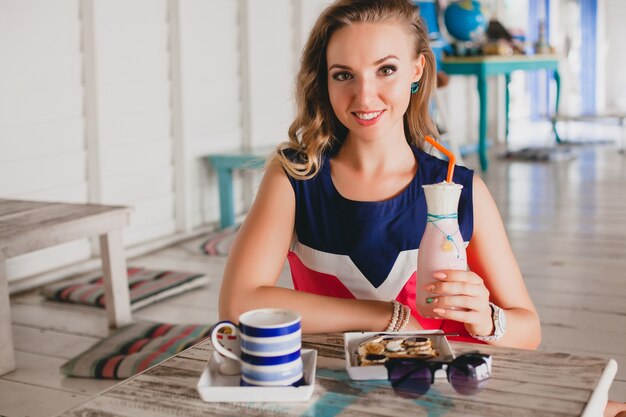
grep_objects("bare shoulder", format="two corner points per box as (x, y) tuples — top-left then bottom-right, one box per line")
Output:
(255, 159), (294, 206)
(468, 174), (509, 249)
(471, 174), (491, 201)
(471, 174), (500, 226)
(242, 157), (296, 240)
(264, 158), (291, 181)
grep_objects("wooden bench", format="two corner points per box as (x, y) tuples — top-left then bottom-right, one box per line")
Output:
(0, 199), (132, 375)
(205, 148), (271, 229)
(551, 113), (626, 149)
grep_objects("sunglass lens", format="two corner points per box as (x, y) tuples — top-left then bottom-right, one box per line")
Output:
(387, 362), (432, 396)
(448, 356), (491, 395)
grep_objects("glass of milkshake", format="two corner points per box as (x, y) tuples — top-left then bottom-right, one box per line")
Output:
(416, 181), (467, 318)
(416, 136), (467, 319)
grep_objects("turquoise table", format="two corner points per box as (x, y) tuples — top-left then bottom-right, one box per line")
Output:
(205, 148), (271, 229)
(441, 54), (560, 171)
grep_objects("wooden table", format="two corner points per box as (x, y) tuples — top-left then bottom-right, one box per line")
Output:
(57, 333), (617, 417)
(0, 199), (132, 375)
(441, 55), (561, 171)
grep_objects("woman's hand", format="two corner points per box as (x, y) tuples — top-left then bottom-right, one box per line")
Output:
(423, 270), (494, 336)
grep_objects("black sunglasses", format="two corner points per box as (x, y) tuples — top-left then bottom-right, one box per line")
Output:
(384, 352), (492, 396)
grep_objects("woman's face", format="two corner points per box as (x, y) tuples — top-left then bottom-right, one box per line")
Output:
(326, 22), (424, 143)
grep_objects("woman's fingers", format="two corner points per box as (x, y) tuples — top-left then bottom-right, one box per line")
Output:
(433, 270), (483, 284)
(432, 307), (486, 326)
(431, 295), (481, 311)
(425, 280), (489, 299)
(431, 281), (475, 296)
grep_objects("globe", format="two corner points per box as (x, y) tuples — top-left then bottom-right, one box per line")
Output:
(443, 0), (487, 42)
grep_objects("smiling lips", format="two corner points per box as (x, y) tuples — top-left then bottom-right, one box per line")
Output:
(352, 110), (384, 126)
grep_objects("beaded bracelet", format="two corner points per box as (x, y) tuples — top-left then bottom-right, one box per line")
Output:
(394, 303), (406, 332)
(396, 304), (411, 331)
(385, 300), (402, 332)
(385, 300), (411, 332)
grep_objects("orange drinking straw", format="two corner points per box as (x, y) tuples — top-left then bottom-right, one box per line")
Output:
(424, 135), (456, 183)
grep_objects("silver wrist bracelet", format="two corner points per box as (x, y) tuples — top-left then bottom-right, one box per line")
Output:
(470, 302), (507, 342)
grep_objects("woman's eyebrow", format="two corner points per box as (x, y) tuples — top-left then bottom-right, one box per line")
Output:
(328, 55), (399, 71)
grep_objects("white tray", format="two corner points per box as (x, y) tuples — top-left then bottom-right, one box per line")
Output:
(196, 348), (317, 402)
(344, 330), (455, 380)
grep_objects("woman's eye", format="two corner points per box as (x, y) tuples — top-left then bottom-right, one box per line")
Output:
(332, 72), (352, 81)
(379, 65), (397, 76)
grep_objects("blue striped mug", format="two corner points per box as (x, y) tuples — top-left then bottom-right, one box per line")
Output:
(210, 308), (303, 386)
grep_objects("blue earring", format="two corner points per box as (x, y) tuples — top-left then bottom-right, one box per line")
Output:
(410, 81), (420, 94)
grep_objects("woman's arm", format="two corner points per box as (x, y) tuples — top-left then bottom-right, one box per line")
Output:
(218, 161), (422, 333)
(466, 175), (541, 349)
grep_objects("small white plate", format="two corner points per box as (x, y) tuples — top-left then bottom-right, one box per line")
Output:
(196, 349), (317, 402)
(344, 330), (455, 380)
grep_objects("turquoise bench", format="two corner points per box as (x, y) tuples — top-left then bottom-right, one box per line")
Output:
(205, 148), (272, 229)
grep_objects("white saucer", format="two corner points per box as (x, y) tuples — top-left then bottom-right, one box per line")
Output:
(196, 349), (317, 402)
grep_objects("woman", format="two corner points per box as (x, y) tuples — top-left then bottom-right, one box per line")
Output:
(219, 0), (540, 348)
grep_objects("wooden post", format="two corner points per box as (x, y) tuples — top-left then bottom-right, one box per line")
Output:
(0, 254), (16, 375)
(99, 230), (131, 328)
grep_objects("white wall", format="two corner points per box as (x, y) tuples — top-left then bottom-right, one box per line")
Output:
(90, 0), (176, 246)
(244, 0), (296, 148)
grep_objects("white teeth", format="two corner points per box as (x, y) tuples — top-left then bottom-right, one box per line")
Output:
(355, 111), (381, 120)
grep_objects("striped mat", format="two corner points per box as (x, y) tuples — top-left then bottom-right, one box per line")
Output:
(42, 267), (208, 310)
(201, 225), (239, 256)
(62, 322), (212, 379)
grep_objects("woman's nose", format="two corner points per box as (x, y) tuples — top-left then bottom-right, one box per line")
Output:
(354, 76), (377, 106)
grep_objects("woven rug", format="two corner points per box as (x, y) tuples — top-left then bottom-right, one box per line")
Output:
(42, 267), (208, 310)
(201, 225), (239, 256)
(62, 322), (212, 379)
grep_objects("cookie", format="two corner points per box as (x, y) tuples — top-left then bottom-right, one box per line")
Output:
(360, 353), (388, 366)
(404, 336), (431, 347)
(385, 338), (405, 352)
(358, 341), (385, 357)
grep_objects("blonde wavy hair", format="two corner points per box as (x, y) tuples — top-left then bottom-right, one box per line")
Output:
(273, 0), (438, 180)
